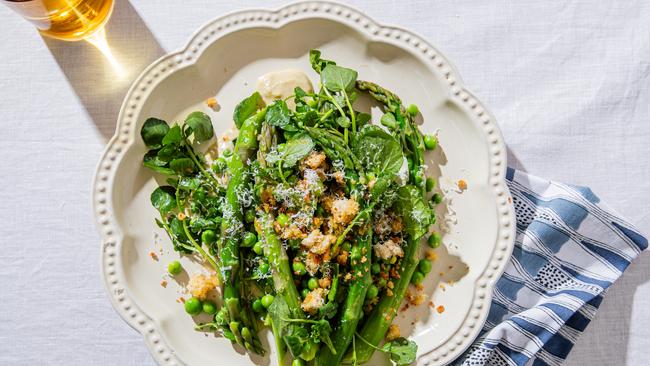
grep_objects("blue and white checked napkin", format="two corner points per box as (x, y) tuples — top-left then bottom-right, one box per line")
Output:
(456, 168), (648, 366)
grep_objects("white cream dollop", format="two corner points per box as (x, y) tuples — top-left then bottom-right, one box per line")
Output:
(256, 69), (313, 108)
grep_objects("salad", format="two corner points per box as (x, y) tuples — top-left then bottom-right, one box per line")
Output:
(140, 50), (443, 366)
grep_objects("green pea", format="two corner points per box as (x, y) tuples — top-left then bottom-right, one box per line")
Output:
(293, 261), (307, 276)
(241, 327), (252, 342)
(432, 193), (443, 204)
(292, 358), (306, 366)
(377, 278), (387, 288)
(366, 284), (379, 299)
(245, 209), (256, 223)
(301, 288), (310, 298)
(252, 299), (264, 313)
(259, 262), (270, 274)
(222, 148), (233, 157)
(371, 263), (381, 275)
(426, 177), (436, 192)
(167, 260), (182, 276)
(202, 301), (217, 315)
(261, 294), (274, 308)
(341, 241), (352, 252)
(413, 173), (423, 186)
(427, 232), (442, 248)
(315, 205), (325, 217)
(307, 99), (318, 108)
(407, 104), (419, 116)
(418, 259), (432, 274)
(184, 297), (202, 316)
(201, 230), (216, 245)
(411, 271), (425, 285)
(424, 135), (438, 150)
(307, 277), (319, 290)
(253, 241), (264, 255)
(277, 213), (290, 227)
(242, 232), (257, 247)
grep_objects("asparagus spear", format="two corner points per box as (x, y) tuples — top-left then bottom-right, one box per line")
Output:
(220, 110), (266, 354)
(316, 230), (372, 366)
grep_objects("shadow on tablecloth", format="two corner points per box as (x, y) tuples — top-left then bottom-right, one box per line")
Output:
(42, 0), (165, 141)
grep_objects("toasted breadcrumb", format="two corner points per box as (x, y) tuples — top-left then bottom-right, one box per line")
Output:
(374, 239), (404, 260)
(331, 197), (359, 226)
(187, 273), (219, 300)
(302, 151), (327, 170)
(436, 305), (445, 313)
(457, 179), (467, 191)
(160, 280), (167, 288)
(386, 324), (400, 341)
(305, 252), (321, 275)
(302, 288), (326, 314)
(206, 97), (220, 111)
(318, 277), (332, 288)
(332, 171), (345, 184)
(149, 251), (158, 261)
(301, 229), (335, 255)
(177, 212), (186, 221)
(425, 249), (438, 261)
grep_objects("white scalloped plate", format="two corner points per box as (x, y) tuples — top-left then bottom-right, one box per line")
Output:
(93, 2), (515, 365)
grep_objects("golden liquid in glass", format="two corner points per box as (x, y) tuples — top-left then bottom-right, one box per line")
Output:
(4, 0), (114, 41)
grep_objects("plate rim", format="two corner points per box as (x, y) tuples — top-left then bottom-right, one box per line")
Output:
(92, 1), (516, 365)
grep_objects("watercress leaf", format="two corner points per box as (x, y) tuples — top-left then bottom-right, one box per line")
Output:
(150, 186), (176, 213)
(380, 112), (397, 129)
(294, 86), (307, 99)
(178, 176), (201, 191)
(265, 100), (294, 130)
(321, 64), (358, 92)
(155, 218), (164, 229)
(233, 91), (264, 129)
(353, 125), (403, 177)
(381, 337), (417, 366)
(302, 110), (319, 127)
(282, 133), (315, 167)
(141, 118), (169, 148)
(318, 301), (338, 319)
(170, 216), (188, 241)
(162, 124), (182, 146)
(336, 115), (350, 128)
(166, 178), (178, 187)
(170, 158), (195, 174)
(157, 145), (181, 162)
(394, 185), (433, 239)
(143, 151), (175, 175)
(185, 111), (214, 143)
(283, 326), (310, 358)
(309, 49), (336, 74)
(356, 112), (371, 126)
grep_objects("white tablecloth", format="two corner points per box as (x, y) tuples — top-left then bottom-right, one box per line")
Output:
(1, 1), (648, 365)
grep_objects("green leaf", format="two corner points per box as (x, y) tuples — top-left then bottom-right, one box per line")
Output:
(233, 92), (264, 129)
(381, 337), (417, 366)
(265, 100), (295, 130)
(353, 125), (403, 177)
(143, 150), (175, 175)
(178, 176), (201, 191)
(141, 118), (169, 149)
(321, 64), (358, 92)
(282, 133), (315, 167)
(150, 186), (176, 213)
(394, 186), (433, 239)
(336, 115), (350, 128)
(185, 111), (214, 143)
(357, 112), (371, 126)
(309, 49), (336, 74)
(170, 216), (188, 242)
(170, 158), (195, 174)
(157, 145), (182, 163)
(162, 124), (182, 146)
